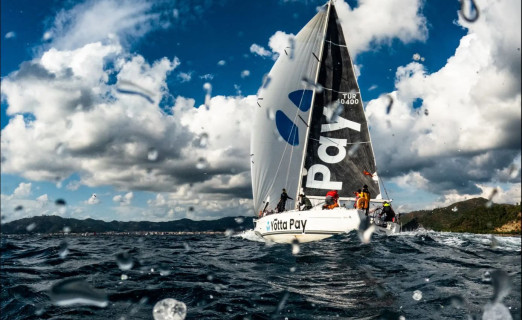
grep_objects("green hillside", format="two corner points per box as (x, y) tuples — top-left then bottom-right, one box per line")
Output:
(401, 198), (521, 234)
(0, 215), (253, 235)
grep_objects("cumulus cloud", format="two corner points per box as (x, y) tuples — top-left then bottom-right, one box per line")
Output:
(1, 37), (256, 220)
(268, 31), (295, 57)
(13, 182), (32, 198)
(36, 194), (49, 207)
(250, 44), (273, 58)
(66, 180), (81, 191)
(365, 0), (521, 203)
(430, 183), (521, 209)
(335, 0), (428, 57)
(177, 72), (192, 83)
(0, 0), (260, 221)
(113, 192), (133, 205)
(0, 188), (68, 223)
(200, 74), (213, 81)
(250, 31), (296, 60)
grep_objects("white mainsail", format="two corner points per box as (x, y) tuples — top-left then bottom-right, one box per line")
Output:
(251, 1), (381, 215)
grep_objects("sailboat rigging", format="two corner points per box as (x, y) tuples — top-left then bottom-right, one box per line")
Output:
(251, 1), (399, 243)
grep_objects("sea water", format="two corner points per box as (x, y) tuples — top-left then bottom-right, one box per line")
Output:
(1, 230), (520, 319)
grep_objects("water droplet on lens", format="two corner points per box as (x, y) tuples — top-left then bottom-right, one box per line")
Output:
(491, 270), (511, 303)
(48, 278), (108, 307)
(290, 267), (296, 272)
(460, 0), (480, 22)
(55, 143), (65, 155)
(196, 158), (207, 169)
(482, 271), (492, 283)
(486, 188), (498, 206)
(267, 109), (275, 120)
(412, 290), (423, 301)
(203, 83), (212, 109)
(291, 239), (300, 255)
(59, 241), (69, 258)
(26, 223), (36, 232)
(15, 205), (24, 211)
(121, 274), (128, 280)
(348, 142), (361, 157)
(508, 164), (519, 179)
(35, 305), (45, 316)
(482, 302), (512, 320)
(323, 101), (343, 122)
(55, 199), (66, 206)
(148, 148), (159, 161)
(262, 74), (271, 88)
(452, 207), (458, 212)
(274, 291), (289, 315)
(385, 94), (393, 114)
(224, 229), (234, 237)
(235, 217), (244, 224)
(152, 298), (187, 320)
(301, 77), (323, 93)
(116, 252), (134, 271)
(449, 295), (464, 308)
(63, 226), (71, 234)
(424, 109), (429, 116)
(159, 265), (171, 276)
(490, 235), (498, 249)
(198, 133), (209, 148)
(357, 218), (375, 244)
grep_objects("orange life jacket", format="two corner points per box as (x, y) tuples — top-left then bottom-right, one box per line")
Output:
(356, 197), (367, 209)
(325, 202), (339, 210)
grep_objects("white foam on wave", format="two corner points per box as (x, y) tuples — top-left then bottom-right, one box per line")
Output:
(234, 229), (265, 242)
(409, 230), (522, 252)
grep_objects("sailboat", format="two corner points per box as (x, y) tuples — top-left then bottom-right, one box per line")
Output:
(251, 1), (400, 243)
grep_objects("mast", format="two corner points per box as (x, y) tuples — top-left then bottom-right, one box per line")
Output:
(295, 1), (332, 202)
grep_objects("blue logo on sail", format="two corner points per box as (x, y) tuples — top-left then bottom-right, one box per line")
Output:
(275, 90), (313, 146)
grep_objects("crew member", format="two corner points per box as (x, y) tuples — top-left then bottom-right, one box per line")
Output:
(353, 189), (362, 209)
(361, 185), (370, 215)
(381, 201), (396, 222)
(276, 188), (293, 212)
(322, 190), (339, 209)
(299, 194), (313, 211)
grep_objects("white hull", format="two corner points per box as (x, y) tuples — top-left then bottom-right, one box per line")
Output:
(373, 221), (401, 235)
(369, 214), (401, 235)
(254, 207), (365, 243)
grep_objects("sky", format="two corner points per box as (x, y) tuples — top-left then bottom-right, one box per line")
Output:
(1, 0), (520, 223)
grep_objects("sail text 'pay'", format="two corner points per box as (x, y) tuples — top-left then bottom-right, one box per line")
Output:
(306, 101), (361, 190)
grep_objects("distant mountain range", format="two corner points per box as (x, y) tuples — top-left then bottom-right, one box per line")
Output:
(401, 197), (521, 234)
(0, 215), (254, 235)
(1, 198), (520, 235)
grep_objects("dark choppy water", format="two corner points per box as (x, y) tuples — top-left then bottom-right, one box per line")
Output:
(1, 229), (520, 320)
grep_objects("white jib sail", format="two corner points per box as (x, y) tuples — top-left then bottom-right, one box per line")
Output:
(251, 8), (328, 214)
